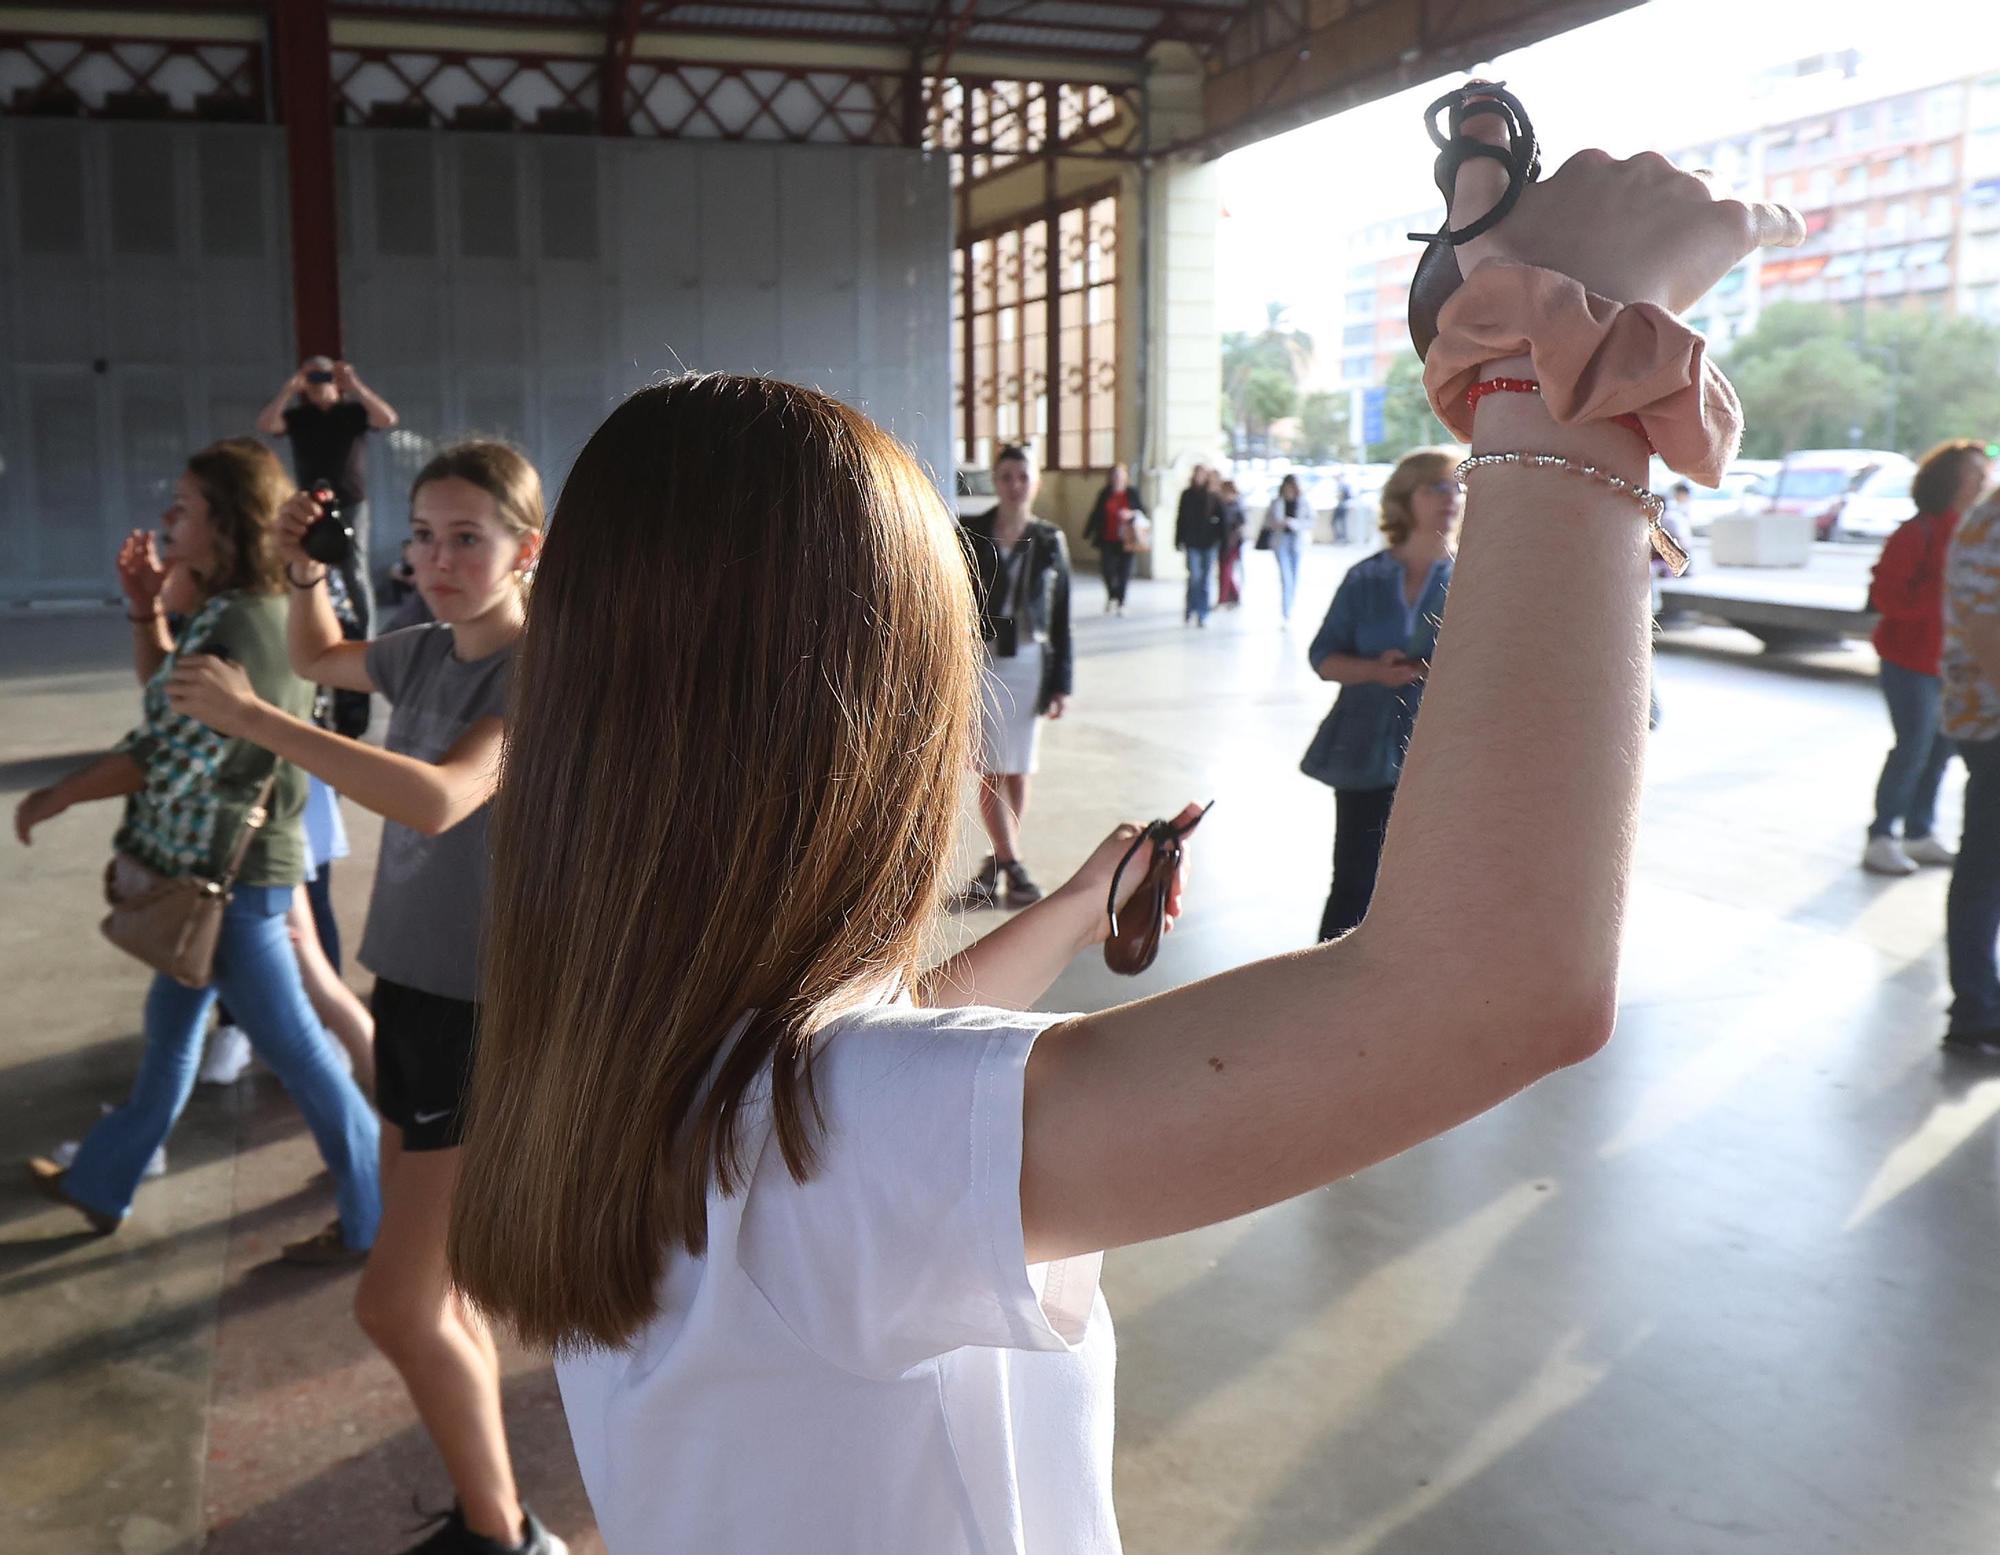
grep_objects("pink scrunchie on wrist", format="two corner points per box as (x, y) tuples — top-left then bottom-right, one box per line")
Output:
(1422, 260), (1743, 486)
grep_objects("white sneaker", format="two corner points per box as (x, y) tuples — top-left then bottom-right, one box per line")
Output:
(199, 1023), (254, 1085)
(1862, 836), (1919, 876)
(51, 1106), (167, 1178)
(1905, 836), (1958, 867)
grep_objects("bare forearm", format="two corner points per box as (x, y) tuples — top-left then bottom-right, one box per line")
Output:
(58, 751), (146, 806)
(1315, 655), (1381, 684)
(242, 703), (480, 835)
(920, 886), (1098, 1010)
(256, 387), (293, 436)
(352, 383), (399, 429)
(286, 576), (346, 675)
(1361, 384), (1649, 1033)
(129, 615), (171, 684)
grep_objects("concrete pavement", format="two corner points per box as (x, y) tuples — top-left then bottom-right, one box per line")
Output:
(7, 541), (1998, 1554)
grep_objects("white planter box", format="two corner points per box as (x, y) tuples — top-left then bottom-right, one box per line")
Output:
(1709, 511), (1816, 568)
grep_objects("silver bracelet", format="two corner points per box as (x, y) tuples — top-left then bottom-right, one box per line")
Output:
(1455, 452), (1689, 577)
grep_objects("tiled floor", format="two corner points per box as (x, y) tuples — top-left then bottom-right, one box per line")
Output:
(6, 543), (1995, 1554)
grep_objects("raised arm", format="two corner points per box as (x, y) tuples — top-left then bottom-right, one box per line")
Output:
(15, 750), (146, 845)
(114, 530), (172, 684)
(338, 361), (400, 430)
(166, 654), (501, 836)
(256, 371), (302, 437)
(920, 818), (1192, 1010)
(274, 490), (374, 692)
(1019, 129), (1801, 1264)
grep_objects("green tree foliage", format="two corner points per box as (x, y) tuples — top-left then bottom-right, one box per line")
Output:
(1373, 354), (1452, 461)
(1724, 302), (2000, 459)
(1298, 390), (1350, 462)
(1222, 302), (1315, 454)
(1243, 366), (1299, 435)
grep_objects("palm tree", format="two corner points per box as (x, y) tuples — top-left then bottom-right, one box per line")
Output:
(1222, 302), (1316, 456)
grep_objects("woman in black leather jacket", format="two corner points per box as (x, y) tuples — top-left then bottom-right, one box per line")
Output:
(953, 445), (1074, 910)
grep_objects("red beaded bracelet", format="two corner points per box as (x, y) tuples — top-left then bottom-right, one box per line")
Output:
(1466, 377), (1655, 456)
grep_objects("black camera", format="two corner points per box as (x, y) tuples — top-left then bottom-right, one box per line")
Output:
(302, 485), (354, 567)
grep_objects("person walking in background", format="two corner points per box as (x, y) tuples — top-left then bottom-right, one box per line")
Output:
(1176, 465), (1224, 627)
(1866, 440), (1990, 877)
(1217, 480), (1249, 609)
(257, 356), (399, 618)
(1082, 462), (1138, 615)
(16, 440), (380, 1251)
(1300, 447), (1461, 942)
(1331, 469), (1353, 543)
(1263, 473), (1316, 624)
(954, 445), (1074, 911)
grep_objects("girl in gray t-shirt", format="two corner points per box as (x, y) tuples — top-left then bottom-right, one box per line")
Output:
(164, 440), (566, 1555)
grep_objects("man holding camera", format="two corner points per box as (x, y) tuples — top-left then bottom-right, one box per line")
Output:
(258, 358), (399, 613)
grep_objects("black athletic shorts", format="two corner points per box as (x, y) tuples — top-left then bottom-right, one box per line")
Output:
(372, 977), (479, 1152)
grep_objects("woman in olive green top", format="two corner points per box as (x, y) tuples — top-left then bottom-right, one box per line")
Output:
(15, 439), (381, 1250)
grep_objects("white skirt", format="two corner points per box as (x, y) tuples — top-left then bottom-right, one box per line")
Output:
(977, 641), (1045, 775)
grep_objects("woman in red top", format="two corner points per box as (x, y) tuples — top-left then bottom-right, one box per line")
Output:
(1082, 462), (1136, 615)
(1864, 440), (1992, 875)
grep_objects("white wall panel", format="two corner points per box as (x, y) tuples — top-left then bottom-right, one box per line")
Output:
(0, 121), (951, 600)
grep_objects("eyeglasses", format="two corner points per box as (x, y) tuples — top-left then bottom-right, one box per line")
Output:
(1423, 479), (1460, 495)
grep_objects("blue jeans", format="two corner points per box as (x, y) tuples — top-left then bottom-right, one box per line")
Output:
(65, 884), (380, 1246)
(1950, 738), (2000, 1035)
(1185, 545), (1217, 623)
(1274, 533), (1303, 621)
(1870, 661), (1953, 840)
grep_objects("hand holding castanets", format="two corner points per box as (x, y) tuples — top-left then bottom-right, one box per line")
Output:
(1443, 85), (1805, 313)
(274, 489), (330, 572)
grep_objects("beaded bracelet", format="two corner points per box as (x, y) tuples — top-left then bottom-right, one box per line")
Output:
(1455, 452), (1689, 577)
(1466, 377), (1656, 456)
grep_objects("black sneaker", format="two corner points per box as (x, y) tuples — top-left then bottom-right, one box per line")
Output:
(952, 856), (1000, 912)
(1943, 1030), (2000, 1061)
(1000, 859), (1043, 905)
(400, 1503), (568, 1555)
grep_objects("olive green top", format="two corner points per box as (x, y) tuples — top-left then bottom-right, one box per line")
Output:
(114, 591), (311, 888)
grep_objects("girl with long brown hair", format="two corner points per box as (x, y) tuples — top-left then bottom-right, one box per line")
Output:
(450, 128), (1801, 1552)
(18, 440), (381, 1253)
(164, 441), (563, 1555)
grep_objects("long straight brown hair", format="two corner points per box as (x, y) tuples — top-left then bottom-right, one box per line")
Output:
(449, 375), (979, 1351)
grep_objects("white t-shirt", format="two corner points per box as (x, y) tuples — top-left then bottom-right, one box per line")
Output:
(555, 1002), (1120, 1554)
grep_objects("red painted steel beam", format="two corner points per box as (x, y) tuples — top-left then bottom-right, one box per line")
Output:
(272, 0), (341, 359)
(601, 0), (645, 132)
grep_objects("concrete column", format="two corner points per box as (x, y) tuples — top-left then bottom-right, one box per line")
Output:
(1135, 45), (1221, 581)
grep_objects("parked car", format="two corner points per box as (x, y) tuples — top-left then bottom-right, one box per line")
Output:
(1833, 463), (1922, 543)
(1761, 449), (1912, 541)
(1686, 461), (1780, 537)
(955, 466), (999, 522)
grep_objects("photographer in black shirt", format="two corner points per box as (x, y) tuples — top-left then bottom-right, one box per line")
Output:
(258, 356), (399, 620)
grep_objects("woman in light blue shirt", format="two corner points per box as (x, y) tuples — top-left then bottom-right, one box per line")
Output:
(1301, 446), (1462, 941)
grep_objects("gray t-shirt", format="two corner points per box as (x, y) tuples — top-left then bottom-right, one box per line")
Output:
(358, 623), (512, 1001)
